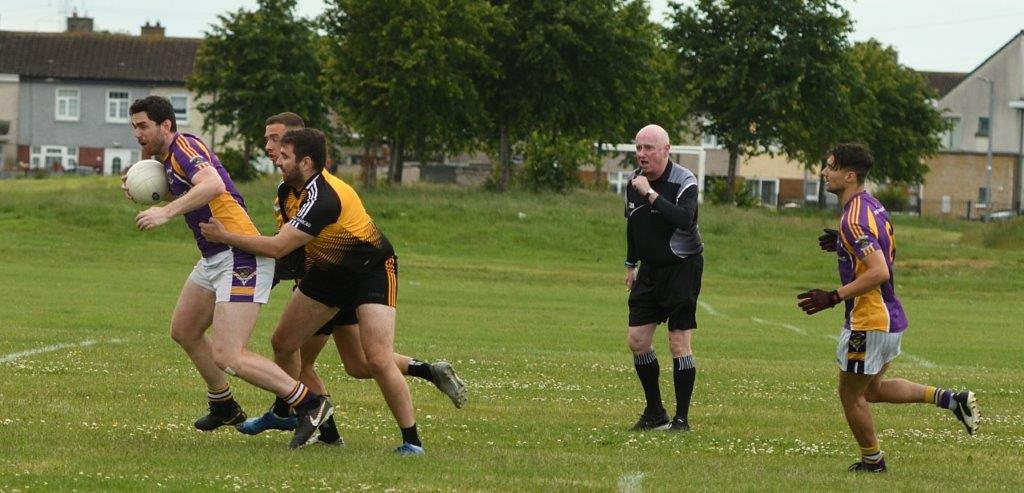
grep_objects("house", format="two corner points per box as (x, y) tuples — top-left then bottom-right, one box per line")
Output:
(0, 14), (211, 176)
(922, 31), (1024, 217)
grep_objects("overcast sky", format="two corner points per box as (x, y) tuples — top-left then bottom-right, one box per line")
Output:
(1, 0), (1023, 73)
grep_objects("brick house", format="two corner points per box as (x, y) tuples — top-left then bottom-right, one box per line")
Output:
(920, 31), (1024, 218)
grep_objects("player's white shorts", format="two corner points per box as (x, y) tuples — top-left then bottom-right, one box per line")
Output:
(836, 328), (902, 375)
(187, 248), (273, 304)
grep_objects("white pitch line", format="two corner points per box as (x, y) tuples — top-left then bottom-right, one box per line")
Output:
(617, 472), (645, 493)
(894, 351), (936, 368)
(697, 300), (723, 317)
(688, 298), (935, 369)
(751, 317), (806, 335)
(0, 339), (99, 364)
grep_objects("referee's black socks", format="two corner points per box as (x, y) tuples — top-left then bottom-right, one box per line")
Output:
(673, 354), (696, 421)
(634, 350), (665, 416)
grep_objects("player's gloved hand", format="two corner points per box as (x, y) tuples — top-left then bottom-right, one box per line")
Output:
(797, 289), (840, 315)
(818, 228), (838, 252)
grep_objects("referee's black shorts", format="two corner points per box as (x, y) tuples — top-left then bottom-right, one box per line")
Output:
(298, 256), (398, 336)
(628, 254), (703, 330)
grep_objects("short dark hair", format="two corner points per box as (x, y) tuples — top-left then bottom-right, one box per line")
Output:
(130, 96), (177, 132)
(281, 128), (327, 171)
(828, 143), (873, 184)
(265, 112), (305, 129)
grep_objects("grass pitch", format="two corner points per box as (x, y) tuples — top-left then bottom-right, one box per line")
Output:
(0, 176), (1021, 491)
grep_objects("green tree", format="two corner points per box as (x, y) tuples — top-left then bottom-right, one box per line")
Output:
(782, 39), (947, 207)
(188, 0), (329, 178)
(668, 0), (852, 203)
(483, 0), (683, 190)
(320, 0), (503, 185)
(846, 40), (946, 184)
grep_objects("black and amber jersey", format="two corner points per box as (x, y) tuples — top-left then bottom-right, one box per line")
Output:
(288, 171), (394, 272)
(273, 179), (307, 280)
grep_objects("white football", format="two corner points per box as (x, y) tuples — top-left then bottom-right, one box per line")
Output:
(125, 159), (169, 205)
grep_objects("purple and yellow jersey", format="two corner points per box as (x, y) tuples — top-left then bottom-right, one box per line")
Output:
(836, 191), (908, 332)
(160, 133), (260, 258)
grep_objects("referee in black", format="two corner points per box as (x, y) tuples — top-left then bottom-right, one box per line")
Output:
(623, 124), (703, 432)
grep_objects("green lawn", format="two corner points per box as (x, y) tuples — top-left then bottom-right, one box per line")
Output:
(0, 176), (1021, 491)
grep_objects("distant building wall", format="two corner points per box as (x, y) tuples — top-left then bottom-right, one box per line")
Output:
(0, 74), (18, 170)
(921, 152), (1018, 217)
(18, 79), (152, 152)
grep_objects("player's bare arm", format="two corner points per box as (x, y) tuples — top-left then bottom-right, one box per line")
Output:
(135, 166), (224, 231)
(200, 219), (312, 259)
(836, 249), (889, 300)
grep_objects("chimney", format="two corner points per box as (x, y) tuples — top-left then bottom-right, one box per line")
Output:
(141, 20), (165, 38)
(66, 10), (94, 33)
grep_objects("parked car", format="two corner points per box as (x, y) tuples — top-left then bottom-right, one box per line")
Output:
(986, 210), (1018, 222)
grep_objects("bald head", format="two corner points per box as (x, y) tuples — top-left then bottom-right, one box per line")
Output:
(636, 124), (670, 147)
(635, 124), (671, 177)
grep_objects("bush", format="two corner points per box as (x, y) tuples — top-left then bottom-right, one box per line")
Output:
(218, 147), (260, 182)
(518, 132), (597, 192)
(706, 176), (759, 208)
(873, 184), (909, 212)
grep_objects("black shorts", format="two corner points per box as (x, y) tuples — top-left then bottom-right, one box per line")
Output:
(313, 308), (358, 336)
(299, 255), (398, 335)
(276, 283), (358, 336)
(628, 254), (702, 330)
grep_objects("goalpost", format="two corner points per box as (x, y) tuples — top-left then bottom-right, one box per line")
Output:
(600, 143), (707, 203)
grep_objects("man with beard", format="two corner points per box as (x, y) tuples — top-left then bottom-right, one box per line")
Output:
(201, 128), (426, 454)
(125, 96), (332, 449)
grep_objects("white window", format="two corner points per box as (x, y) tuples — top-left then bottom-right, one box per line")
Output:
(696, 114), (719, 149)
(106, 90), (131, 123)
(56, 87), (80, 121)
(941, 117), (962, 150)
(746, 177), (779, 207)
(67, 146), (78, 168)
(700, 132), (718, 149)
(30, 145), (77, 171)
(804, 179), (820, 202)
(169, 94), (190, 125)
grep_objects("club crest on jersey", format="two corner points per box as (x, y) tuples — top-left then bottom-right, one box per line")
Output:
(233, 267), (256, 285)
(854, 235), (873, 253)
(189, 155), (210, 169)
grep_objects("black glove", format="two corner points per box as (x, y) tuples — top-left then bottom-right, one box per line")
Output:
(797, 289), (840, 315)
(818, 228), (838, 252)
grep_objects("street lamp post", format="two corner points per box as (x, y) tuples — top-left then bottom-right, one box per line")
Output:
(976, 76), (994, 219)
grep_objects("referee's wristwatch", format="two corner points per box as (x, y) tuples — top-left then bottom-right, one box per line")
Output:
(645, 188), (658, 199)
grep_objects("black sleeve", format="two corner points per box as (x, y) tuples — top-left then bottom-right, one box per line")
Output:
(624, 187), (638, 266)
(289, 184), (340, 237)
(651, 184), (698, 230)
(626, 221), (638, 267)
